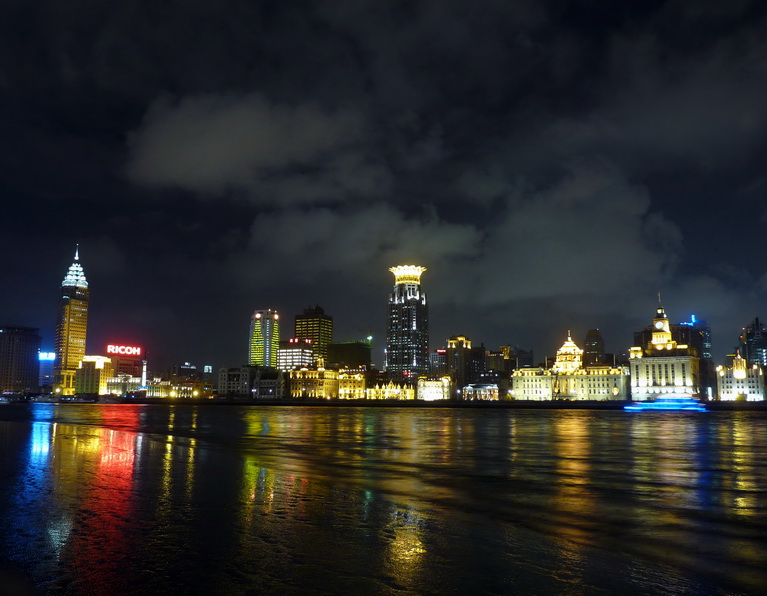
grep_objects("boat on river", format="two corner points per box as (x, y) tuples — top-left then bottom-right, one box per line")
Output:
(624, 394), (707, 412)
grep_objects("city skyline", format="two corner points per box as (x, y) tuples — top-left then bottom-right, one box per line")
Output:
(2, 2), (767, 368)
(5, 247), (762, 376)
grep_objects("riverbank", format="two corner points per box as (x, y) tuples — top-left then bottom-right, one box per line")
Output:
(17, 396), (767, 411)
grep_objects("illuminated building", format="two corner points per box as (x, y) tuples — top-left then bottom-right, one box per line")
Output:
(289, 364), (339, 399)
(366, 382), (415, 400)
(54, 247), (89, 395)
(716, 352), (765, 401)
(511, 332), (629, 400)
(38, 351), (56, 389)
(75, 356), (114, 395)
(680, 314), (712, 360)
(0, 326), (41, 393)
(106, 344), (147, 385)
(277, 338), (315, 371)
(463, 384), (499, 400)
(446, 336), (487, 398)
(338, 368), (367, 399)
(417, 377), (451, 401)
(294, 306), (333, 362)
(249, 309), (279, 367)
(629, 304), (700, 400)
(429, 348), (447, 376)
(385, 265), (429, 383)
(217, 366), (283, 398)
(739, 317), (767, 367)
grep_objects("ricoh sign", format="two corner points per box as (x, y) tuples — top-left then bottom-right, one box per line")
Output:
(106, 344), (142, 357)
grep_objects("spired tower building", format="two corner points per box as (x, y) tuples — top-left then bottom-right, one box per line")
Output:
(385, 265), (429, 383)
(249, 309), (280, 367)
(54, 247), (89, 396)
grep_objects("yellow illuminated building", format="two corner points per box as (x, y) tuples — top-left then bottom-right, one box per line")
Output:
(511, 331), (629, 400)
(75, 356), (114, 395)
(629, 304), (700, 400)
(366, 382), (415, 400)
(249, 309), (279, 367)
(717, 352), (765, 401)
(54, 247), (89, 395)
(338, 368), (366, 399)
(294, 305), (333, 362)
(417, 377), (452, 401)
(290, 364), (339, 399)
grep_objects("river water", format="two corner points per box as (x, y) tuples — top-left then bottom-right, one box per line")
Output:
(0, 404), (765, 595)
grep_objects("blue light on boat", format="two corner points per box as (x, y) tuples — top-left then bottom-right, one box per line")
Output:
(624, 395), (707, 412)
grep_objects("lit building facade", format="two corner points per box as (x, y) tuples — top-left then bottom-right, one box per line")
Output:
(38, 351), (56, 389)
(338, 368), (367, 399)
(218, 365), (283, 398)
(385, 265), (429, 383)
(277, 338), (314, 371)
(511, 332), (629, 401)
(0, 326), (41, 393)
(249, 309), (279, 367)
(716, 353), (765, 401)
(54, 248), (89, 396)
(75, 356), (114, 395)
(417, 377), (452, 401)
(289, 365), (339, 399)
(295, 306), (333, 362)
(629, 304), (700, 400)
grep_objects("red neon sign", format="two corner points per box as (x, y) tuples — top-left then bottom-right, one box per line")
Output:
(106, 345), (142, 357)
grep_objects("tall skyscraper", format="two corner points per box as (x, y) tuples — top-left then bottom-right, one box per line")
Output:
(739, 317), (767, 367)
(583, 329), (605, 366)
(385, 265), (429, 383)
(249, 309), (279, 367)
(0, 326), (42, 393)
(295, 305), (333, 362)
(54, 247), (89, 396)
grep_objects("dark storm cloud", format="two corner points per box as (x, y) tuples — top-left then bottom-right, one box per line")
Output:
(2, 0), (767, 365)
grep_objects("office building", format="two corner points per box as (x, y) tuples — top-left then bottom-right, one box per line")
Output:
(249, 309), (279, 367)
(583, 329), (605, 366)
(739, 317), (767, 367)
(327, 341), (372, 369)
(54, 247), (89, 396)
(629, 304), (700, 400)
(38, 351), (55, 389)
(295, 306), (333, 362)
(0, 326), (42, 393)
(277, 338), (315, 371)
(385, 265), (429, 383)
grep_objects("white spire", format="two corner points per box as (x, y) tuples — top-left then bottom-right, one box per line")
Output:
(62, 246), (88, 288)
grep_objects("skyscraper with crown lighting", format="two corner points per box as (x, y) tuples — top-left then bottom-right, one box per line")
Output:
(385, 265), (429, 383)
(54, 247), (89, 395)
(249, 309), (280, 367)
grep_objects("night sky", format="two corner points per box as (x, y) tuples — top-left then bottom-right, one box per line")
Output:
(3, 0), (767, 370)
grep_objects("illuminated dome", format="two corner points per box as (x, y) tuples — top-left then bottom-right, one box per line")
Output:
(61, 247), (88, 288)
(552, 331), (583, 374)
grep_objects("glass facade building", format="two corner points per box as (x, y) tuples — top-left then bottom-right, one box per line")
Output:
(294, 305), (333, 362)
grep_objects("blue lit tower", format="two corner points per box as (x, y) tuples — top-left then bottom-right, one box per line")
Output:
(385, 266), (429, 383)
(249, 309), (280, 367)
(54, 247), (89, 395)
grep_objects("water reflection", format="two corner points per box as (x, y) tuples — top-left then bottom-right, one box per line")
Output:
(1, 405), (767, 594)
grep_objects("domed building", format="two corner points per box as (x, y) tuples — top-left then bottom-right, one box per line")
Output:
(511, 332), (629, 401)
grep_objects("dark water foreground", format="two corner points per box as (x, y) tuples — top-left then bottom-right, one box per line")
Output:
(1, 404), (766, 595)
